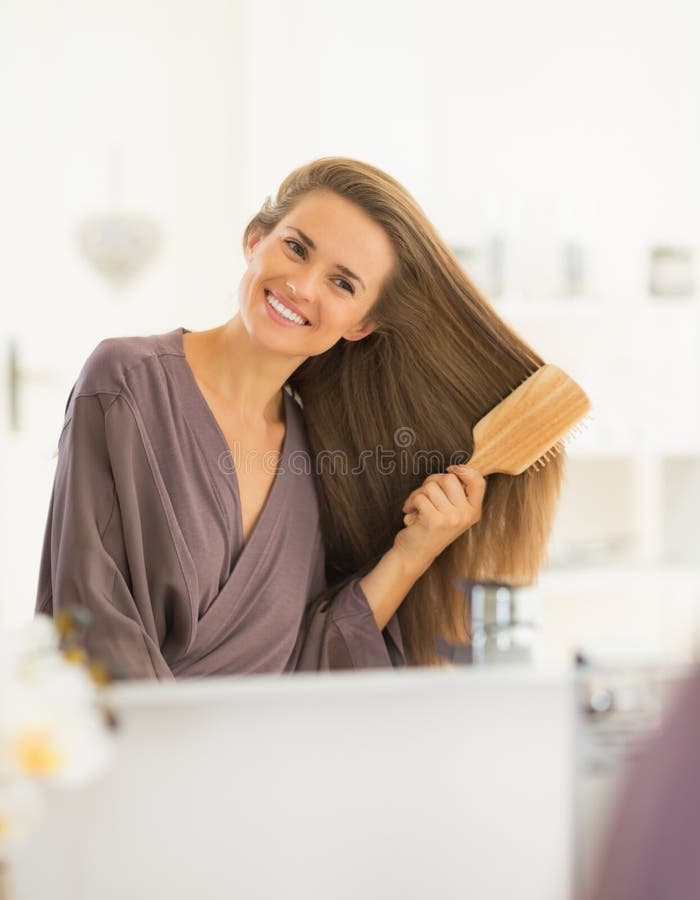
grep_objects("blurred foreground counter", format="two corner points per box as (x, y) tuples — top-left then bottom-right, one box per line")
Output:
(11, 664), (683, 900)
(14, 667), (574, 899)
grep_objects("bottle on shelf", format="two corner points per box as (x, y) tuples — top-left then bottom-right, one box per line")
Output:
(436, 580), (542, 665)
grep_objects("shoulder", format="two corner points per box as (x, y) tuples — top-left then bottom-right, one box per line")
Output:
(72, 328), (183, 398)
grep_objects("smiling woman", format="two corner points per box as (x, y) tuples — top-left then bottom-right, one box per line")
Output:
(238, 189), (395, 358)
(35, 157), (564, 677)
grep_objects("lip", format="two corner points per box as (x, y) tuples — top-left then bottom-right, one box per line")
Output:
(265, 289), (312, 325)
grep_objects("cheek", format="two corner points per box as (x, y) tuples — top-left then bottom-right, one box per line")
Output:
(238, 269), (252, 297)
(237, 270), (261, 314)
(242, 258), (264, 291)
(318, 306), (350, 332)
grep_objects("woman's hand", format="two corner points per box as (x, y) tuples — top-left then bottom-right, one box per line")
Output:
(392, 465), (487, 571)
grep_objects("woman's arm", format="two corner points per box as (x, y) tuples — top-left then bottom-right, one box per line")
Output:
(360, 465), (486, 631)
(36, 392), (188, 680)
(358, 546), (431, 632)
(290, 466), (486, 671)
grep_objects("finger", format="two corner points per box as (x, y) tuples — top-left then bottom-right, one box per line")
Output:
(402, 481), (449, 516)
(401, 485), (417, 513)
(447, 465), (487, 508)
(404, 469), (486, 527)
(401, 491), (417, 514)
(402, 471), (460, 513)
(410, 474), (471, 515)
(421, 481), (455, 514)
(439, 472), (472, 508)
(403, 493), (437, 525)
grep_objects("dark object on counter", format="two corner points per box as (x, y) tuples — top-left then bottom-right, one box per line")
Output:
(435, 634), (472, 664)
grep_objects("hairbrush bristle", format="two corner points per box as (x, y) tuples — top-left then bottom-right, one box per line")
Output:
(529, 411), (592, 472)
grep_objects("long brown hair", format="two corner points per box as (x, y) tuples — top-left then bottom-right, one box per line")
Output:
(243, 157), (565, 665)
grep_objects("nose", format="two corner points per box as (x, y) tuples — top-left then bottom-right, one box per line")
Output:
(288, 265), (323, 304)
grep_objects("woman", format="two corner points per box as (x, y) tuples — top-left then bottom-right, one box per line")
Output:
(36, 157), (564, 678)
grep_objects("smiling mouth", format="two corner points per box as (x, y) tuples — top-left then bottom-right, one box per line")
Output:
(265, 290), (311, 326)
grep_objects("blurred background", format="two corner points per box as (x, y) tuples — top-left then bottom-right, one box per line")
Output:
(1, 0), (698, 667)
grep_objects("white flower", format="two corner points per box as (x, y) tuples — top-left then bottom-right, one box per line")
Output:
(0, 613), (115, 852)
(1, 699), (113, 787)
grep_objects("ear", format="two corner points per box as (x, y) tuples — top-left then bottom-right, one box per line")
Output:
(245, 230), (263, 261)
(342, 318), (379, 342)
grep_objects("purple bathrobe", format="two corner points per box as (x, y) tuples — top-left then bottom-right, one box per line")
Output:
(35, 327), (404, 679)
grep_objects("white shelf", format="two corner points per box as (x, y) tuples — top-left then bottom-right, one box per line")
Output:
(486, 296), (700, 457)
(481, 289), (700, 661)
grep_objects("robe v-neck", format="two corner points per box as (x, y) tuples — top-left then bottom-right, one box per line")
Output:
(178, 326), (291, 554)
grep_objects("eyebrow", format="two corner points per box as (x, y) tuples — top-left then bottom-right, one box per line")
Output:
(287, 226), (367, 293)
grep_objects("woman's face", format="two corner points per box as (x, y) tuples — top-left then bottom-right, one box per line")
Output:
(239, 190), (396, 357)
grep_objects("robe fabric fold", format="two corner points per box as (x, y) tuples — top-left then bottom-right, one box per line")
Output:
(35, 327), (405, 679)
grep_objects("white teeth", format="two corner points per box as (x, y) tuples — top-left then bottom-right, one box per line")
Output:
(266, 292), (308, 325)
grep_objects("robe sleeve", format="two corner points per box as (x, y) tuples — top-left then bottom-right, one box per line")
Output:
(288, 537), (406, 672)
(36, 391), (191, 681)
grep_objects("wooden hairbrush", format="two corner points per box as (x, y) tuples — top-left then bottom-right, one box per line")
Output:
(404, 363), (590, 524)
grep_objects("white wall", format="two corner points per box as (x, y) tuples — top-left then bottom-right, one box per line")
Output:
(0, 0), (251, 623)
(241, 0), (700, 302)
(1, 0), (698, 643)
